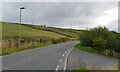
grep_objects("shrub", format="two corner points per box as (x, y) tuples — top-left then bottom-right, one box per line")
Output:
(79, 32), (93, 46)
(92, 37), (107, 51)
(107, 37), (118, 50)
(52, 38), (70, 44)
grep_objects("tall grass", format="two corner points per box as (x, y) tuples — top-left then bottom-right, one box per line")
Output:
(2, 40), (51, 55)
(2, 38), (72, 55)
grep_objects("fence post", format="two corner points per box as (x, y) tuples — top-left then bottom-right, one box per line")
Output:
(40, 38), (42, 43)
(113, 50), (116, 57)
(105, 49), (108, 55)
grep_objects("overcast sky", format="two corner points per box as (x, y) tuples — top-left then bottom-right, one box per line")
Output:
(1, 2), (118, 32)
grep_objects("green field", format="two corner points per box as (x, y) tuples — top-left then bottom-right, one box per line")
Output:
(2, 22), (65, 40)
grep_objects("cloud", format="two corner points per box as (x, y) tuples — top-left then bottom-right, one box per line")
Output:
(0, 2), (2, 21)
(2, 2), (118, 31)
(95, 7), (118, 26)
(106, 20), (118, 32)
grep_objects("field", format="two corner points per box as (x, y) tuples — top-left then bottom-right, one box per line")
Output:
(2, 22), (65, 40)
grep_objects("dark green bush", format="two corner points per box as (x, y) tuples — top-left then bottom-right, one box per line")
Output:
(79, 26), (120, 52)
(80, 32), (93, 46)
(92, 37), (107, 51)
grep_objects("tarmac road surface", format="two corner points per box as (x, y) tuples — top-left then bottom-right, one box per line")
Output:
(2, 41), (78, 70)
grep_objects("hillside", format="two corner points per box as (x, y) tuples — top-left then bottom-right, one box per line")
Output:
(2, 22), (65, 40)
(2, 22), (85, 40)
(25, 24), (85, 38)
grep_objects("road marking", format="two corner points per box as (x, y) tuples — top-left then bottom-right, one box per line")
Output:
(60, 58), (62, 62)
(65, 51), (67, 54)
(65, 48), (70, 54)
(65, 50), (68, 53)
(63, 47), (74, 72)
(62, 54), (65, 57)
(56, 65), (59, 71)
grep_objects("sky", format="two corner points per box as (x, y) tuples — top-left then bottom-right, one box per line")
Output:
(1, 2), (119, 32)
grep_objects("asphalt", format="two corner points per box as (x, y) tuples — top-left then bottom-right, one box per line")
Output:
(2, 41), (119, 70)
(2, 41), (78, 70)
(67, 48), (118, 70)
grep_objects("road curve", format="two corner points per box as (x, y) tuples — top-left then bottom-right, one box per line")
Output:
(2, 41), (78, 70)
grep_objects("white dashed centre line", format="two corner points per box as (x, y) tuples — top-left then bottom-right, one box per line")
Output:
(56, 65), (59, 71)
(56, 48), (71, 71)
(60, 58), (62, 62)
(62, 54), (65, 57)
(65, 50), (67, 53)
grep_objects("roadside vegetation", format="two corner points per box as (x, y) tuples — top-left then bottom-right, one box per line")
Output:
(72, 68), (88, 72)
(75, 26), (120, 59)
(74, 43), (119, 59)
(74, 43), (95, 53)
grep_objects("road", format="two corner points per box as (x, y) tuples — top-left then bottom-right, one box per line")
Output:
(2, 41), (118, 71)
(67, 48), (118, 70)
(2, 41), (78, 70)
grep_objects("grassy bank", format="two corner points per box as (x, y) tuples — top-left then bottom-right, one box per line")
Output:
(2, 42), (52, 55)
(2, 38), (72, 55)
(73, 68), (88, 70)
(72, 68), (88, 72)
(74, 43), (119, 59)
(74, 43), (95, 53)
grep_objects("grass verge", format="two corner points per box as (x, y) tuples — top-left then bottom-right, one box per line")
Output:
(74, 68), (88, 70)
(74, 43), (120, 59)
(2, 38), (73, 55)
(2, 42), (52, 55)
(72, 68), (88, 72)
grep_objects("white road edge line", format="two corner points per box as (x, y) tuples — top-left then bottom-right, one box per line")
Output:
(65, 49), (69, 53)
(63, 47), (74, 72)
